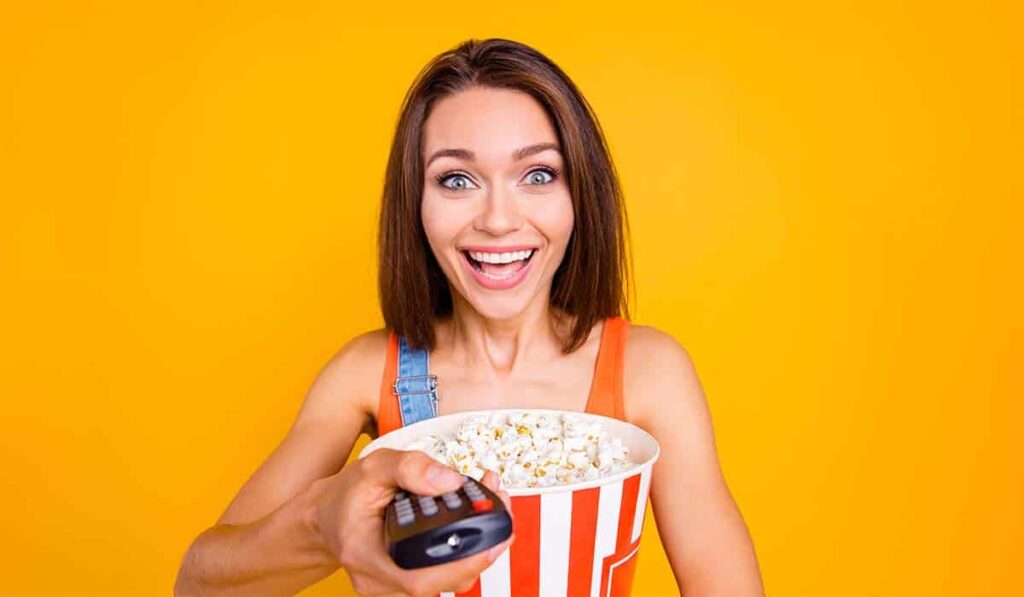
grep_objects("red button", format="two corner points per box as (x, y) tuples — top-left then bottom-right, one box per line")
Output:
(471, 498), (493, 512)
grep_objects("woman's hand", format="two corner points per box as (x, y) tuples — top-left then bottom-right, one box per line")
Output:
(307, 448), (514, 597)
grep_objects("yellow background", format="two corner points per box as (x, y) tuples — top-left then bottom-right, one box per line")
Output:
(2, 1), (1021, 595)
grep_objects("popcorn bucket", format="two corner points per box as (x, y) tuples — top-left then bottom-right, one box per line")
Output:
(359, 409), (661, 597)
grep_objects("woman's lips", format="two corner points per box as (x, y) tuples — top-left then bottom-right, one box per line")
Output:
(459, 250), (536, 291)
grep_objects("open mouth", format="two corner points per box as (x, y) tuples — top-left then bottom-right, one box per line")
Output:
(461, 248), (537, 280)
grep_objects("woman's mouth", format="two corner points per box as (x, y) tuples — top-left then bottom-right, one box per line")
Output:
(459, 248), (537, 290)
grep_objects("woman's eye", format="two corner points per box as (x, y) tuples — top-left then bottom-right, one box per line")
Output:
(524, 168), (555, 185)
(437, 173), (477, 191)
(435, 168), (557, 190)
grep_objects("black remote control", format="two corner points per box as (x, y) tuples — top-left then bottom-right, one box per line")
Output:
(384, 475), (513, 569)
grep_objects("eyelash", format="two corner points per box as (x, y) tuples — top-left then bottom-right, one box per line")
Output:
(434, 165), (561, 189)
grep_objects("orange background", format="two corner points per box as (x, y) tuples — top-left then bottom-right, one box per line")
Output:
(2, 2), (1021, 595)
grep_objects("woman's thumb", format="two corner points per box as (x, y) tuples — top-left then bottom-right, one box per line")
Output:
(365, 448), (464, 495)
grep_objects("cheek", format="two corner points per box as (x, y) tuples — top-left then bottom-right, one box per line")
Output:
(420, 195), (456, 252)
(420, 193), (477, 266)
(538, 193), (575, 248)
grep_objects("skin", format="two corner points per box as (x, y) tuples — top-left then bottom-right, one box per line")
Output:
(179, 86), (764, 596)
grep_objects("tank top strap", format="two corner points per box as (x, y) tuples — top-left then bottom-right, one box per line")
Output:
(376, 331), (401, 437)
(584, 316), (630, 420)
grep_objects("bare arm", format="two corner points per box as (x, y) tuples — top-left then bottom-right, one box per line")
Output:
(625, 326), (765, 596)
(174, 480), (337, 595)
(174, 330), (386, 595)
(175, 450), (513, 597)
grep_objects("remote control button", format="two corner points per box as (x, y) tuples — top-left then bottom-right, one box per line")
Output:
(418, 496), (439, 516)
(471, 498), (494, 512)
(425, 541), (456, 558)
(397, 507), (417, 524)
(424, 532), (465, 558)
(395, 498), (412, 509)
(441, 491), (462, 510)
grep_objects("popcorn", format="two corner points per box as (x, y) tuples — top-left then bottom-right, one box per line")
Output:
(404, 411), (635, 489)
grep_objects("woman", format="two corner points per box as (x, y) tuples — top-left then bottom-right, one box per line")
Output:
(176, 38), (764, 596)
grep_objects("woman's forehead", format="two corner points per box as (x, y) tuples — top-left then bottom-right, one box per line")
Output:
(422, 87), (560, 164)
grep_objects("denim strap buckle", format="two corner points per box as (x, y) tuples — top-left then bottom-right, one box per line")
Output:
(393, 334), (439, 427)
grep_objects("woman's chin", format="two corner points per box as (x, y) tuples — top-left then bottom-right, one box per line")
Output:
(469, 300), (530, 322)
(459, 289), (540, 322)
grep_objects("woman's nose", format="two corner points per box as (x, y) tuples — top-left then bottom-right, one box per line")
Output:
(474, 185), (522, 236)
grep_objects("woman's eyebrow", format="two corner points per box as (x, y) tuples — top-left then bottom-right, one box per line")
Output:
(514, 142), (561, 161)
(425, 142), (561, 167)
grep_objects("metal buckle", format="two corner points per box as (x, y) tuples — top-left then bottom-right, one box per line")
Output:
(393, 374), (438, 395)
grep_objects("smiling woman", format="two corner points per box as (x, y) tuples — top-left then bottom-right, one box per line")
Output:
(415, 87), (581, 326)
(379, 45), (631, 354)
(175, 38), (764, 597)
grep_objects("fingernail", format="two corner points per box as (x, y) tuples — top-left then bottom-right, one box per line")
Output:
(426, 464), (462, 489)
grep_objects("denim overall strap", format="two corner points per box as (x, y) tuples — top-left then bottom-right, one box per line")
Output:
(393, 334), (439, 427)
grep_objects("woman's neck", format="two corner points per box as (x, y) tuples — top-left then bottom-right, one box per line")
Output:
(438, 293), (572, 376)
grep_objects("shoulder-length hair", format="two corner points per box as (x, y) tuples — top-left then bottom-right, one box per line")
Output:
(378, 38), (632, 354)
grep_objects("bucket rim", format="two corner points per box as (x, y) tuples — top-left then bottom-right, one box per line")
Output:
(359, 408), (661, 496)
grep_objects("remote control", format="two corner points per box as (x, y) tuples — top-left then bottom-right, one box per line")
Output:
(384, 475), (513, 569)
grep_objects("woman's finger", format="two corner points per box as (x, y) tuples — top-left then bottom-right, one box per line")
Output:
(496, 488), (512, 511)
(479, 469), (501, 492)
(479, 469), (513, 511)
(361, 448), (464, 497)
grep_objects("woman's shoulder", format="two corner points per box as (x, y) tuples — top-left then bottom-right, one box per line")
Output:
(618, 319), (684, 348)
(338, 325), (391, 373)
(311, 327), (392, 424)
(621, 322), (704, 423)
(622, 322), (689, 357)
(325, 327), (391, 373)
(341, 326), (392, 356)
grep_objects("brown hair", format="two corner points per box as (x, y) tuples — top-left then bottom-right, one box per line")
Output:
(377, 38), (632, 354)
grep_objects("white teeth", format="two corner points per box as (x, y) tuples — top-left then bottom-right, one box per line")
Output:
(467, 249), (535, 264)
(481, 269), (518, 280)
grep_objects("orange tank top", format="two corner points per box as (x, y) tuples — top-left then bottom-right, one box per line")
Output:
(375, 316), (630, 436)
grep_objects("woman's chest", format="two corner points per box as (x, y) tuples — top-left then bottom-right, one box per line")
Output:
(428, 349), (600, 416)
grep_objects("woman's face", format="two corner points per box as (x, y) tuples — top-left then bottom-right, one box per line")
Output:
(421, 86), (574, 322)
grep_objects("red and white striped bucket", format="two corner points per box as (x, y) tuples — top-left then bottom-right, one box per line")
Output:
(360, 409), (661, 597)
